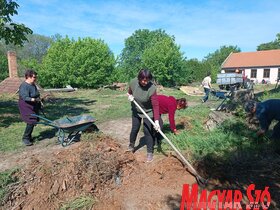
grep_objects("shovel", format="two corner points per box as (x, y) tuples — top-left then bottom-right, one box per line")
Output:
(130, 95), (207, 186)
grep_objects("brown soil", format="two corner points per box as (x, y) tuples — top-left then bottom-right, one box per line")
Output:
(1, 118), (279, 210)
(0, 119), (196, 210)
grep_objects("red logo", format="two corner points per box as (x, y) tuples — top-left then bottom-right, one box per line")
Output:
(180, 184), (271, 210)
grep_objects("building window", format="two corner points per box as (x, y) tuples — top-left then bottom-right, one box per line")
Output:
(278, 68), (280, 80)
(251, 69), (257, 78)
(263, 69), (270, 78)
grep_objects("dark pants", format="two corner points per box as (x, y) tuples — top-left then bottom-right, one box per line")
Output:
(22, 123), (34, 142)
(203, 88), (210, 102)
(129, 114), (155, 153)
(155, 116), (163, 145)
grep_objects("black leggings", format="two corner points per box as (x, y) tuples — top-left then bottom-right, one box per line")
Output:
(129, 114), (155, 153)
(22, 123), (35, 141)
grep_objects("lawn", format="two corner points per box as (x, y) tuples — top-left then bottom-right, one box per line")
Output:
(1, 82), (280, 210)
(1, 85), (279, 157)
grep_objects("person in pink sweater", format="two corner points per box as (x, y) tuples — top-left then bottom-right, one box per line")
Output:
(157, 95), (188, 136)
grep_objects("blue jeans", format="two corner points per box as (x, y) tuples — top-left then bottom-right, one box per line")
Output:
(202, 88), (210, 102)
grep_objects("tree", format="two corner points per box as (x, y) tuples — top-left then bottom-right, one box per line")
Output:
(17, 34), (53, 62)
(203, 45), (241, 81)
(0, 33), (52, 76)
(39, 37), (115, 88)
(0, 52), (8, 81)
(141, 36), (185, 86)
(0, 0), (33, 46)
(183, 59), (210, 84)
(117, 29), (186, 86)
(257, 33), (280, 51)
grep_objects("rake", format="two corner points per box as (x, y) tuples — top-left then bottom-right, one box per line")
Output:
(130, 95), (208, 186)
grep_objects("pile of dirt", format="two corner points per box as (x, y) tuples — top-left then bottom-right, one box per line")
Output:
(2, 137), (136, 210)
(94, 154), (196, 209)
(1, 135), (197, 210)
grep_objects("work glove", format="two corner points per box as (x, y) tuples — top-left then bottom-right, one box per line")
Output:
(154, 120), (160, 131)
(128, 94), (134, 102)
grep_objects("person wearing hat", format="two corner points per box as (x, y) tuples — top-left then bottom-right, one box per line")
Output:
(245, 99), (280, 139)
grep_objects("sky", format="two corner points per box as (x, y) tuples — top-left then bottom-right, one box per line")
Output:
(14, 0), (280, 60)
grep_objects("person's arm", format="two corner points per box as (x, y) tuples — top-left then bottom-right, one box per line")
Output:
(151, 92), (159, 121)
(168, 107), (177, 134)
(256, 109), (269, 136)
(19, 84), (33, 102)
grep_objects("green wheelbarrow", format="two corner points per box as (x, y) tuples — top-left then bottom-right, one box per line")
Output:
(31, 114), (96, 147)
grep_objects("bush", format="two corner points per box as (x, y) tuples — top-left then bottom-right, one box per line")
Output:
(39, 37), (116, 88)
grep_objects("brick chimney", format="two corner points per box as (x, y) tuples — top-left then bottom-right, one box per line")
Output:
(7, 51), (18, 78)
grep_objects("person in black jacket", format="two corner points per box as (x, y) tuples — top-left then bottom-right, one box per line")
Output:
(18, 69), (41, 146)
(245, 99), (280, 140)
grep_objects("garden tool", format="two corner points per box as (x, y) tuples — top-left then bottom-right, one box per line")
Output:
(129, 95), (208, 186)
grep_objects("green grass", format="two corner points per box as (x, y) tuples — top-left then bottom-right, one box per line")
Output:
(0, 169), (18, 204)
(1, 86), (280, 159)
(60, 196), (95, 210)
(0, 89), (131, 152)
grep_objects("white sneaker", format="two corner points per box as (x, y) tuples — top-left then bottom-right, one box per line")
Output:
(146, 153), (153, 162)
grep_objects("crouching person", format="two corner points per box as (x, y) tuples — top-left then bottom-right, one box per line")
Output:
(245, 99), (280, 140)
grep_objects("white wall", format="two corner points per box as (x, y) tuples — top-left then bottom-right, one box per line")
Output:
(244, 67), (279, 84)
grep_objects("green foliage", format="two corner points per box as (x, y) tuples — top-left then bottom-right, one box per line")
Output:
(203, 45), (241, 81)
(183, 59), (211, 83)
(16, 33), (53, 62)
(18, 58), (40, 77)
(142, 36), (185, 86)
(39, 37), (115, 88)
(0, 52), (8, 81)
(117, 29), (186, 86)
(0, 0), (33, 46)
(0, 33), (52, 76)
(257, 33), (280, 51)
(60, 196), (95, 210)
(0, 169), (18, 204)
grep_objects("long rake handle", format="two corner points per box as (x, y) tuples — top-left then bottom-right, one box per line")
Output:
(131, 98), (202, 178)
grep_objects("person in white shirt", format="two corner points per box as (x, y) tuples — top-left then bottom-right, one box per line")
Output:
(201, 72), (212, 103)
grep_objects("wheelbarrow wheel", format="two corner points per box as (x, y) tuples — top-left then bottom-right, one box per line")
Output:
(57, 129), (70, 147)
(61, 137), (71, 147)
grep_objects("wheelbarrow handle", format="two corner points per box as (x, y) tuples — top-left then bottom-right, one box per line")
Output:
(129, 95), (205, 181)
(30, 114), (59, 128)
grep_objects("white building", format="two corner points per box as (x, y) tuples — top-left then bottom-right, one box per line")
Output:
(221, 49), (280, 84)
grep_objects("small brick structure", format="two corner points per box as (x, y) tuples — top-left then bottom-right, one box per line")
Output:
(0, 51), (24, 94)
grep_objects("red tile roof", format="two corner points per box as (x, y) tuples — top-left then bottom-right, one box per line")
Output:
(0, 77), (24, 94)
(222, 49), (280, 68)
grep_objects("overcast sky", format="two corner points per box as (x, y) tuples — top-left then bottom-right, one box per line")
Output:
(14, 0), (280, 60)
